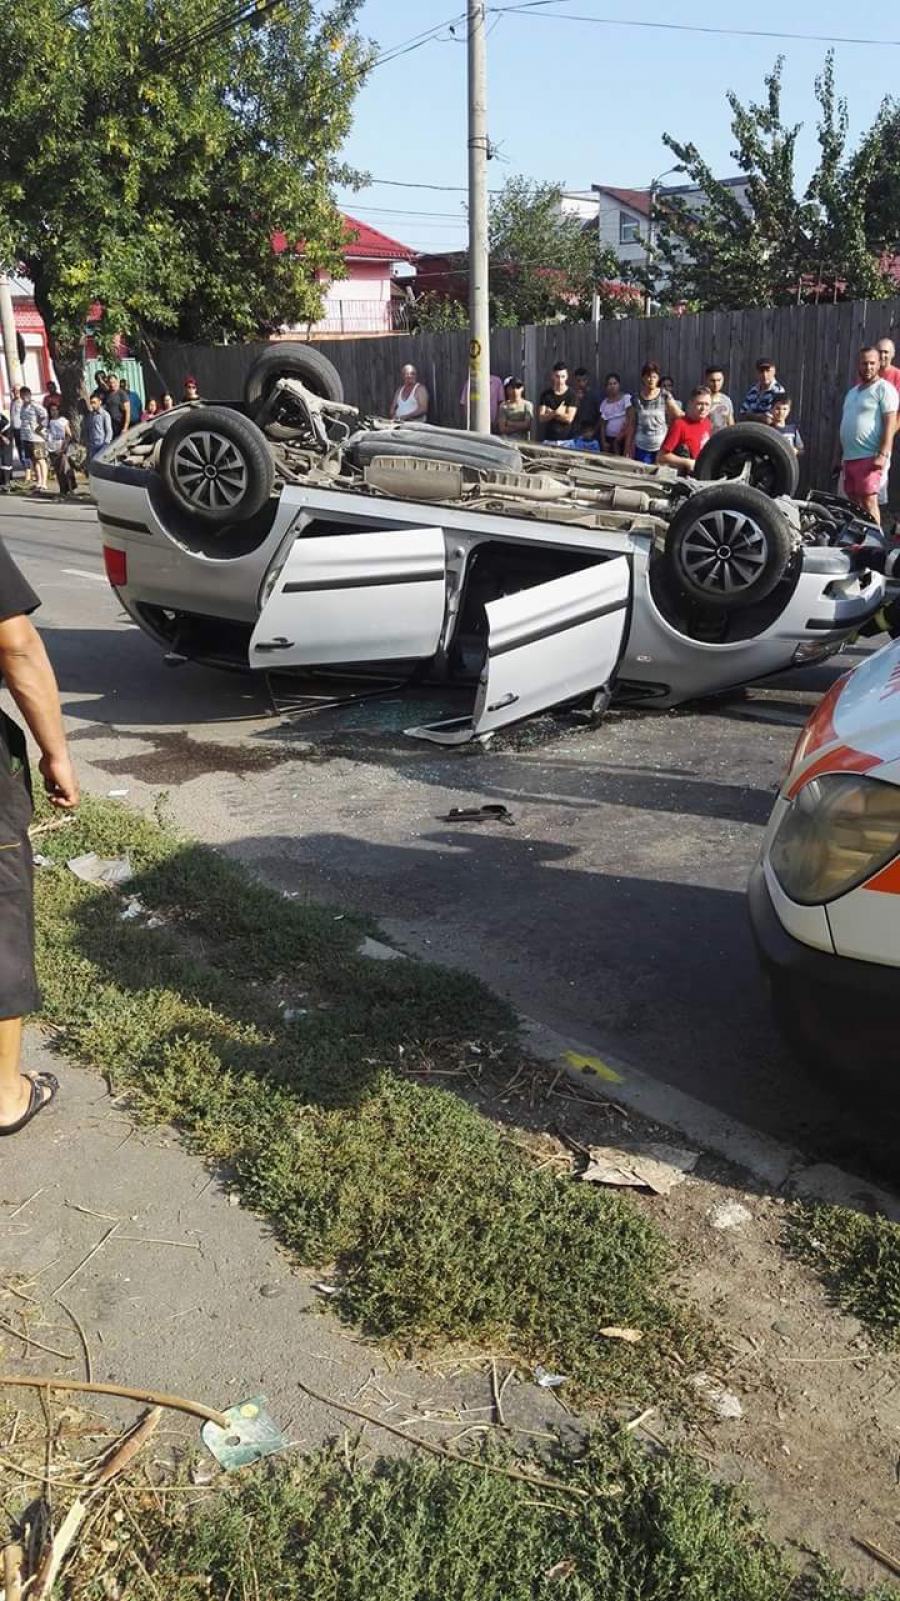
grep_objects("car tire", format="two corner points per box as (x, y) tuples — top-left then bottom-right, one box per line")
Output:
(159, 407), (275, 526)
(244, 344), (344, 439)
(695, 421), (800, 498)
(664, 483), (794, 611)
(350, 425), (522, 473)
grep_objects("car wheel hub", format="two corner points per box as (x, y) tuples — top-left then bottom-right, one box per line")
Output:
(172, 431), (249, 510)
(681, 508), (768, 595)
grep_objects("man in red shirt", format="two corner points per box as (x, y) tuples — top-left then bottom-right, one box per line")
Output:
(658, 385), (713, 474)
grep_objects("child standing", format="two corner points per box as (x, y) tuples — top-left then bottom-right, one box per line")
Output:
(768, 395), (804, 455)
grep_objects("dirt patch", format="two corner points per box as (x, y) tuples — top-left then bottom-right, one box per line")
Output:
(470, 1066), (900, 1590)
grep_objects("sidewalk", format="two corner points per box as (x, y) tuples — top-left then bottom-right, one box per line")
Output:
(0, 1032), (571, 1454)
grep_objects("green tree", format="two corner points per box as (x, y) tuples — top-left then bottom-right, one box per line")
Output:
(488, 177), (639, 325)
(0, 0), (373, 405)
(648, 55), (896, 310)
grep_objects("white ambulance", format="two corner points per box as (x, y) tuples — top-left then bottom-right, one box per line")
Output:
(750, 640), (900, 1081)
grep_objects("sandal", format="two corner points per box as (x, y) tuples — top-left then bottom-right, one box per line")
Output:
(0, 1072), (59, 1136)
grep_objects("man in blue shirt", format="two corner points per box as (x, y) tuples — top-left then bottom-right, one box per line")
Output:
(82, 394), (113, 459)
(834, 345), (899, 525)
(740, 357), (785, 421)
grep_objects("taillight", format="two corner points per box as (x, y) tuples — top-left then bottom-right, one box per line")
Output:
(103, 546), (128, 587)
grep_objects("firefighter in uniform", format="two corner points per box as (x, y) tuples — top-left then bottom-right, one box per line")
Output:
(0, 536), (78, 1132)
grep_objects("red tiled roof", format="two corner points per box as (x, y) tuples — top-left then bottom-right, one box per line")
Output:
(340, 214), (415, 261)
(11, 297), (45, 333)
(272, 213), (415, 263)
(594, 185), (651, 217)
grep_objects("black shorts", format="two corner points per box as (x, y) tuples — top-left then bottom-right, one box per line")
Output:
(18, 439), (33, 465)
(0, 717), (39, 1020)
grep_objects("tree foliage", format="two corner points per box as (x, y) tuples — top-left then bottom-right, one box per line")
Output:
(649, 55), (898, 310)
(488, 177), (640, 325)
(0, 0), (373, 387)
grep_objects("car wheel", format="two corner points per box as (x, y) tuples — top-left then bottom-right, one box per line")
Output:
(159, 407), (274, 526)
(350, 425), (522, 473)
(695, 421), (800, 498)
(664, 483), (794, 611)
(245, 344), (344, 440)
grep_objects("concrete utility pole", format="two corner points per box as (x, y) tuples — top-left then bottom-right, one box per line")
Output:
(467, 1), (491, 435)
(0, 275), (23, 399)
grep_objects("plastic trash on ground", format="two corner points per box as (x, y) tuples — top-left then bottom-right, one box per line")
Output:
(67, 852), (133, 887)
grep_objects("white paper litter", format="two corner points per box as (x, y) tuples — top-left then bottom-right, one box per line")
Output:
(357, 937), (403, 962)
(691, 1373), (743, 1420)
(708, 1200), (753, 1231)
(67, 852), (133, 887)
(32, 853), (55, 869)
(534, 1364), (567, 1389)
(580, 1142), (699, 1196)
(107, 788), (130, 797)
(120, 898), (145, 921)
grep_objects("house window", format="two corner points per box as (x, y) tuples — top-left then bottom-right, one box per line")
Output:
(619, 212), (642, 245)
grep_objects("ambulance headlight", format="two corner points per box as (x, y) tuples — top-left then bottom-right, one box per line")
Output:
(770, 773), (900, 904)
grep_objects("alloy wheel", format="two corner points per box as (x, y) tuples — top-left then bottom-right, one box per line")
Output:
(680, 506), (769, 596)
(170, 430), (249, 511)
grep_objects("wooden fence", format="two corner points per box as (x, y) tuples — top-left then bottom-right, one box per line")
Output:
(144, 297), (900, 498)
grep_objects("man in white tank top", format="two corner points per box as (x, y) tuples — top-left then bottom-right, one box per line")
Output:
(390, 364), (429, 423)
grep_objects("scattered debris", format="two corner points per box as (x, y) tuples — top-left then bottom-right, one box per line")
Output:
(624, 1406), (657, 1433)
(31, 854), (55, 869)
(282, 1006), (308, 1021)
(312, 1281), (342, 1298)
(544, 1559), (576, 1581)
(580, 1142), (699, 1196)
(442, 804), (515, 826)
(106, 789), (130, 798)
(357, 937), (404, 962)
(854, 1536), (900, 1579)
(691, 1374), (743, 1420)
(66, 853), (133, 888)
(201, 1395), (285, 1471)
(708, 1200), (753, 1231)
(297, 1376), (592, 1500)
(534, 1365), (567, 1389)
(599, 1327), (643, 1344)
(119, 898), (144, 922)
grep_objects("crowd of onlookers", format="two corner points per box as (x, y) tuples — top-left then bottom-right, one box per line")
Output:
(2, 346), (898, 526)
(391, 355), (804, 468)
(388, 337), (900, 524)
(0, 373), (202, 498)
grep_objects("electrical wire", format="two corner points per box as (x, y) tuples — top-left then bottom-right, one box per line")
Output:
(493, 2), (900, 49)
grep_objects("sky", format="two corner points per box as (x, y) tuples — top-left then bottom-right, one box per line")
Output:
(334, 0), (900, 254)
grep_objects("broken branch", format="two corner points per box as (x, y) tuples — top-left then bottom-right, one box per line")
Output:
(297, 1377), (592, 1500)
(0, 1376), (228, 1429)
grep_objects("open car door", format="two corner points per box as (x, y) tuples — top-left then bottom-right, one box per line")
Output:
(406, 555), (631, 744)
(249, 525), (447, 667)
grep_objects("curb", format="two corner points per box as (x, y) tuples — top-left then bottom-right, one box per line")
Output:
(522, 1016), (900, 1222)
(356, 938), (900, 1221)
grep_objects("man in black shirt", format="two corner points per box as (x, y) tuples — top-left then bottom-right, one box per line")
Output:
(0, 538), (78, 1132)
(538, 362), (577, 443)
(103, 374), (131, 436)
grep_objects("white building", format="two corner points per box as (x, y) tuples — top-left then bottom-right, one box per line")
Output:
(561, 179), (752, 274)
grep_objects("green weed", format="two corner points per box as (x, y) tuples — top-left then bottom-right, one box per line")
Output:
(32, 795), (694, 1400)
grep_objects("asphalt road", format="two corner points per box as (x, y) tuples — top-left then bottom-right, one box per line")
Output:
(2, 498), (888, 1173)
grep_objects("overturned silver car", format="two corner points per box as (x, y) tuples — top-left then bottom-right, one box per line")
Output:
(89, 345), (885, 742)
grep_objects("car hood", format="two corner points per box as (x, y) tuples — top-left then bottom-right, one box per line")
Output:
(784, 638), (900, 798)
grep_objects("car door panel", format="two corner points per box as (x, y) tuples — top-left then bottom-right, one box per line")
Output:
(407, 556), (630, 743)
(249, 526), (447, 667)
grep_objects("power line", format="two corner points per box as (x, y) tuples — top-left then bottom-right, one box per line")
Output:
(494, 2), (900, 49)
